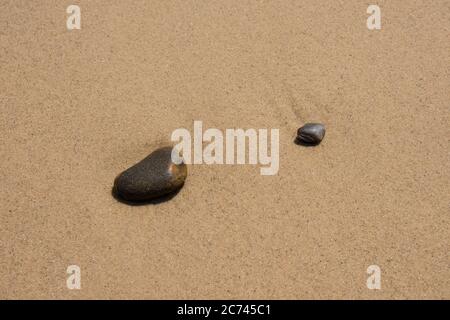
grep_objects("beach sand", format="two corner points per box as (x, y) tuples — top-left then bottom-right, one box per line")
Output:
(0, 0), (449, 299)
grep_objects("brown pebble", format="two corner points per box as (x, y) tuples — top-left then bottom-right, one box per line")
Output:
(113, 146), (187, 202)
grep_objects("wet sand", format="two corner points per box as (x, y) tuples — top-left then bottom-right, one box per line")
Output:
(0, 0), (449, 299)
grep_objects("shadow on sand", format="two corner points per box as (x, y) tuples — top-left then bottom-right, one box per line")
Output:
(294, 138), (320, 147)
(111, 186), (182, 206)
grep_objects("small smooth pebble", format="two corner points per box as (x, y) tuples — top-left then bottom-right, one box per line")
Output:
(113, 146), (187, 202)
(296, 123), (326, 145)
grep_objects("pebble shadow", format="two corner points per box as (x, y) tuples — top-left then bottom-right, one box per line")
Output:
(111, 185), (182, 206)
(294, 138), (320, 147)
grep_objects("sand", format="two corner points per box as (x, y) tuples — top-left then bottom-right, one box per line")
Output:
(0, 0), (449, 299)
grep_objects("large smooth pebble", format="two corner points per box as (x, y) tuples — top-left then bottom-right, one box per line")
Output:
(113, 146), (187, 202)
(296, 123), (326, 145)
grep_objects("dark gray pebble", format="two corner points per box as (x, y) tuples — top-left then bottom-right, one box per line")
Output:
(113, 146), (187, 202)
(296, 123), (326, 146)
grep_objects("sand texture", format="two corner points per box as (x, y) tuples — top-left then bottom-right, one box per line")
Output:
(0, 0), (449, 299)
